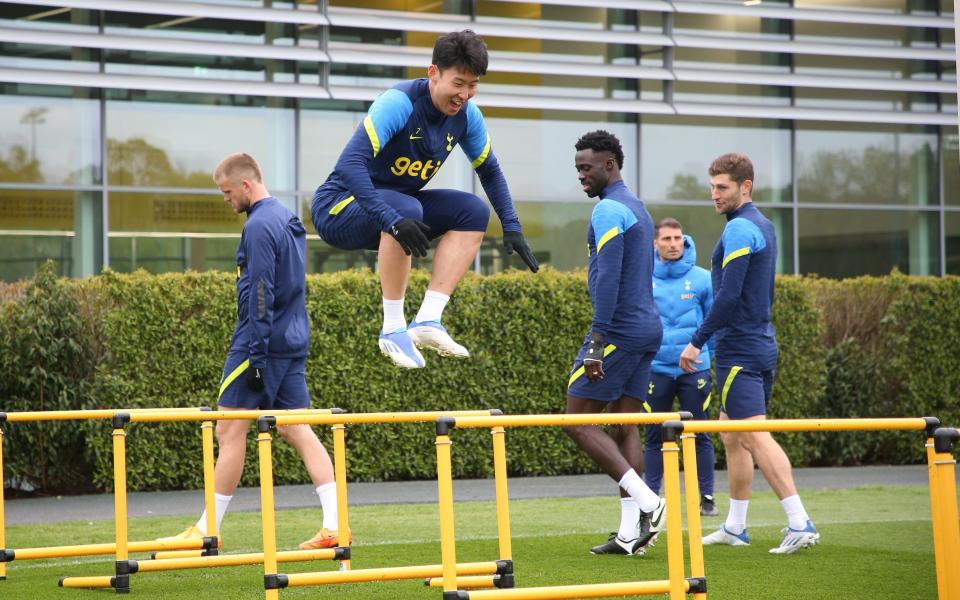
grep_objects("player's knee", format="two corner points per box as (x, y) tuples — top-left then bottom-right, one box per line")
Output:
(563, 424), (585, 443)
(277, 423), (312, 445)
(215, 421), (248, 447)
(459, 197), (490, 230)
(391, 196), (424, 221)
(611, 424), (637, 444)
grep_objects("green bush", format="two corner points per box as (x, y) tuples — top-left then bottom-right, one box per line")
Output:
(3, 268), (954, 494)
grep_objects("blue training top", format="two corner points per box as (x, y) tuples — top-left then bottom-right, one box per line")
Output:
(586, 180), (663, 353)
(315, 78), (521, 233)
(651, 235), (713, 378)
(690, 202), (778, 371)
(230, 198), (310, 367)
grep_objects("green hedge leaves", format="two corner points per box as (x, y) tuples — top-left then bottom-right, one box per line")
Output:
(1, 265), (957, 493)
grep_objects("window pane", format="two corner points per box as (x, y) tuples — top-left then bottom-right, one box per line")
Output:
(796, 124), (937, 205)
(0, 189), (102, 280)
(944, 130), (959, 206)
(799, 209), (939, 277)
(641, 117), (791, 203)
(106, 101), (295, 191)
(484, 117), (638, 204)
(108, 235), (238, 274)
(648, 204), (794, 274)
(947, 212), (960, 275)
(0, 95), (100, 185)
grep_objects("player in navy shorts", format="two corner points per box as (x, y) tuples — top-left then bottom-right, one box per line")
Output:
(563, 131), (665, 557)
(311, 30), (538, 370)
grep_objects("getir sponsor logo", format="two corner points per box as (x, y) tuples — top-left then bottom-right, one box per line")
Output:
(391, 157), (442, 180)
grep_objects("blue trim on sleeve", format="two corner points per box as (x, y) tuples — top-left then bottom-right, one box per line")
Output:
(462, 102), (489, 162)
(721, 218), (765, 260)
(367, 88), (414, 150)
(591, 199), (637, 242)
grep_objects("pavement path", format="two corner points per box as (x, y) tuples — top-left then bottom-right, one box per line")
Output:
(4, 464), (950, 526)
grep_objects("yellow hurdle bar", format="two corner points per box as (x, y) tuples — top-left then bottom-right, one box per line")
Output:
(134, 549), (338, 572)
(332, 423), (351, 571)
(200, 420), (218, 545)
(679, 417), (929, 434)
(128, 408), (336, 423)
(426, 575), (500, 589)
(112, 419), (130, 593)
(436, 428), (459, 594)
(59, 575), (114, 589)
(11, 538), (207, 560)
(463, 579), (680, 599)
(491, 426), (512, 563)
(151, 549), (204, 560)
(4, 407), (206, 422)
(450, 413), (682, 429)
(0, 424), (6, 581)
(928, 428), (960, 600)
(257, 422), (281, 600)
(284, 561), (500, 586)
(926, 436), (947, 600)
(661, 436), (686, 600)
(271, 409), (499, 427)
(680, 435), (707, 600)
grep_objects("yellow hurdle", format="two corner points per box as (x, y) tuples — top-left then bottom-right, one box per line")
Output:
(132, 548), (340, 572)
(0, 424), (5, 581)
(426, 574), (503, 589)
(284, 561), (502, 586)
(680, 434), (706, 600)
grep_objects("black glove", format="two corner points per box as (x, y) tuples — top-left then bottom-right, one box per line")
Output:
(389, 218), (432, 257)
(503, 230), (539, 273)
(246, 366), (265, 392)
(583, 331), (605, 368)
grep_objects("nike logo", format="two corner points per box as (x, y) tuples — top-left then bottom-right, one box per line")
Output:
(651, 505), (664, 528)
(409, 135), (423, 140)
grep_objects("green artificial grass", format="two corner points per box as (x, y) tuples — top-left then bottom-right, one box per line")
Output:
(0, 485), (944, 599)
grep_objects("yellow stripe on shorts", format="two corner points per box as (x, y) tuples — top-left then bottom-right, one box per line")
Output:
(720, 367), (742, 411)
(218, 359), (250, 400)
(567, 344), (617, 388)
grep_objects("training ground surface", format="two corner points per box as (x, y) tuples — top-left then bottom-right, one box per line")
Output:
(1, 466), (956, 599)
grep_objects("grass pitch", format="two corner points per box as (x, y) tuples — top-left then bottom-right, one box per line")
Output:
(1, 484), (941, 599)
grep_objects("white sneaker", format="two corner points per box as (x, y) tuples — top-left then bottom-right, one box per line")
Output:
(378, 329), (426, 369)
(702, 524), (750, 546)
(769, 520), (819, 554)
(408, 319), (469, 358)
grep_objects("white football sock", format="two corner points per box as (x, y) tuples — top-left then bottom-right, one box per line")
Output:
(317, 482), (339, 531)
(617, 497), (641, 541)
(382, 297), (406, 333)
(196, 493), (232, 535)
(415, 290), (450, 324)
(618, 469), (660, 513)
(780, 494), (809, 530)
(725, 498), (749, 535)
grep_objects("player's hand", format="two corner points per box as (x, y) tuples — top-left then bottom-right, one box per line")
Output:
(389, 218), (432, 257)
(246, 366), (265, 392)
(503, 231), (539, 273)
(583, 332), (605, 382)
(679, 343), (702, 374)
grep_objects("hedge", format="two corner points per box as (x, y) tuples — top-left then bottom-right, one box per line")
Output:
(1, 265), (957, 494)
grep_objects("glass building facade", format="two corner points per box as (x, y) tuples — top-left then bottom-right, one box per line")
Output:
(0, 0), (957, 280)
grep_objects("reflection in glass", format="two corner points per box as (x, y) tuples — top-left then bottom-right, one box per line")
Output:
(641, 117), (791, 204)
(648, 204), (794, 274)
(107, 101), (295, 191)
(483, 117), (637, 204)
(109, 192), (245, 234)
(108, 235), (238, 274)
(0, 189), (101, 280)
(796, 124), (937, 205)
(943, 131), (959, 206)
(0, 95), (100, 185)
(947, 212), (960, 275)
(799, 209), (940, 277)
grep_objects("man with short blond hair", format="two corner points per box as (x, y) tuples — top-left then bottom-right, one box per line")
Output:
(160, 153), (346, 551)
(680, 152), (818, 555)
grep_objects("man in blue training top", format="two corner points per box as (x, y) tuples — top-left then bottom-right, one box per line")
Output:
(680, 153), (818, 555)
(160, 153), (345, 551)
(563, 130), (665, 557)
(311, 29), (538, 370)
(643, 218), (718, 517)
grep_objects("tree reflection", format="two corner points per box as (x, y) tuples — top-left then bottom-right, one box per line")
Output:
(107, 138), (211, 187)
(798, 143), (936, 204)
(0, 145), (42, 183)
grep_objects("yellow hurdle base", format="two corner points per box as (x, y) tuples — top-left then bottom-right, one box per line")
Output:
(134, 548), (342, 572)
(59, 575), (118, 590)
(461, 578), (681, 600)
(426, 574), (507, 589)
(283, 560), (504, 587)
